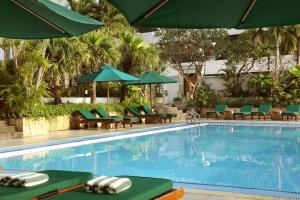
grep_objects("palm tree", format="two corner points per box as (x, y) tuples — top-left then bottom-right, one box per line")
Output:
(46, 38), (85, 104)
(0, 38), (12, 68)
(82, 31), (120, 104)
(118, 30), (160, 102)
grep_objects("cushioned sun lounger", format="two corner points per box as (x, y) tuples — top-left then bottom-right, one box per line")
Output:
(46, 176), (184, 200)
(251, 104), (272, 120)
(74, 109), (123, 130)
(206, 104), (228, 119)
(128, 107), (167, 124)
(0, 170), (93, 200)
(233, 105), (253, 120)
(93, 108), (139, 127)
(281, 105), (300, 121)
(142, 104), (177, 123)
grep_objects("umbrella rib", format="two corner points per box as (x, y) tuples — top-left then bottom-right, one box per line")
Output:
(240, 0), (257, 25)
(132, 0), (169, 24)
(11, 0), (66, 34)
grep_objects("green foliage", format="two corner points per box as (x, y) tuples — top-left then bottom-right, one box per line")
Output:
(19, 103), (125, 119)
(247, 74), (273, 96)
(196, 82), (218, 107)
(122, 86), (150, 108)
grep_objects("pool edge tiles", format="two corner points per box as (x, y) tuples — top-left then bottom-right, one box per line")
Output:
(0, 123), (198, 159)
(205, 120), (300, 128)
(175, 182), (300, 200)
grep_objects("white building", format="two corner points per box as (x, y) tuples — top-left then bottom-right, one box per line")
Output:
(140, 30), (297, 103)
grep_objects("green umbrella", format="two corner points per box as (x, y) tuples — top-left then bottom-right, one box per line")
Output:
(125, 71), (177, 103)
(78, 64), (140, 105)
(0, 0), (103, 39)
(108, 0), (300, 29)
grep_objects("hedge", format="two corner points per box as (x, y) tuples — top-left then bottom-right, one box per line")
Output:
(19, 103), (125, 119)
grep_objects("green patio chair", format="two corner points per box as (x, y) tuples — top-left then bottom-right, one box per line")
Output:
(251, 104), (272, 120)
(93, 108), (139, 128)
(233, 105), (253, 120)
(281, 105), (300, 121)
(206, 104), (228, 119)
(75, 109), (123, 130)
(46, 176), (184, 200)
(0, 170), (93, 200)
(141, 104), (177, 123)
(127, 107), (167, 124)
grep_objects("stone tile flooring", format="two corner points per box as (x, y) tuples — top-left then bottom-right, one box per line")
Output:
(0, 122), (185, 148)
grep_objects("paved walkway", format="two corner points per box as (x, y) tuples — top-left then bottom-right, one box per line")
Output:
(0, 122), (184, 148)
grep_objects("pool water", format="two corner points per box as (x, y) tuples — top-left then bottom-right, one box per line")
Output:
(1, 123), (300, 195)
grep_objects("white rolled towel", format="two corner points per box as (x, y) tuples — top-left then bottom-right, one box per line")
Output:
(106, 178), (132, 194)
(83, 176), (108, 192)
(12, 173), (49, 187)
(94, 177), (118, 193)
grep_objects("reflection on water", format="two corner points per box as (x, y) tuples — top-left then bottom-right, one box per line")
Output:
(1, 125), (300, 193)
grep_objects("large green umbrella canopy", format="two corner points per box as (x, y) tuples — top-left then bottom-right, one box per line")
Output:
(125, 71), (177, 85)
(78, 64), (140, 104)
(125, 71), (177, 103)
(107, 0), (300, 29)
(0, 0), (103, 39)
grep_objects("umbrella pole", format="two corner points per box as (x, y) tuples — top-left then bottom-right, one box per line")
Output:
(107, 84), (110, 109)
(149, 84), (152, 104)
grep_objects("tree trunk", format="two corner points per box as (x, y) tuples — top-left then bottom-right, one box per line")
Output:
(275, 39), (280, 71)
(120, 85), (127, 103)
(91, 82), (97, 104)
(297, 37), (300, 65)
(53, 80), (62, 105)
(3, 48), (10, 68)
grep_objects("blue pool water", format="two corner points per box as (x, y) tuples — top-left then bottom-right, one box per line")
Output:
(1, 123), (300, 196)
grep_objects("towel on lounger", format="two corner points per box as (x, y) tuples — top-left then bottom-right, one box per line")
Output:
(83, 176), (108, 193)
(0, 171), (48, 188)
(84, 176), (132, 194)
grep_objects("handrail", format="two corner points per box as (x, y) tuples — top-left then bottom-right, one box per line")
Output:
(186, 111), (201, 124)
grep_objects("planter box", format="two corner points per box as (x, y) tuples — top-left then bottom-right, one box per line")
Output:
(9, 115), (70, 137)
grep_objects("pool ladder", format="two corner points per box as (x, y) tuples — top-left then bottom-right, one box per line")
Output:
(186, 111), (201, 124)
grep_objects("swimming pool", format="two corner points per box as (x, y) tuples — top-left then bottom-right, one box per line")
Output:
(1, 122), (300, 198)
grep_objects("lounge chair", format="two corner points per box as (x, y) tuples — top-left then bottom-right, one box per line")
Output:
(127, 107), (167, 124)
(206, 104), (228, 119)
(251, 104), (272, 120)
(0, 170), (92, 200)
(45, 176), (184, 200)
(281, 105), (300, 121)
(141, 104), (177, 123)
(233, 105), (253, 120)
(93, 108), (139, 128)
(74, 109), (123, 130)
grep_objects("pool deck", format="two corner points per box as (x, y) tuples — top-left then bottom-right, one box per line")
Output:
(1, 119), (300, 200)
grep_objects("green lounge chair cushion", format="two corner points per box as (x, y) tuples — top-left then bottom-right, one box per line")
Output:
(122, 117), (139, 121)
(282, 105), (300, 116)
(233, 112), (251, 115)
(207, 104), (228, 114)
(95, 108), (110, 118)
(282, 112), (299, 115)
(142, 105), (177, 117)
(47, 176), (173, 200)
(233, 105), (253, 116)
(78, 109), (122, 121)
(0, 170), (93, 200)
(128, 108), (142, 116)
(253, 104), (272, 114)
(129, 108), (164, 117)
(142, 104), (152, 114)
(95, 109), (139, 122)
(165, 113), (177, 117)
